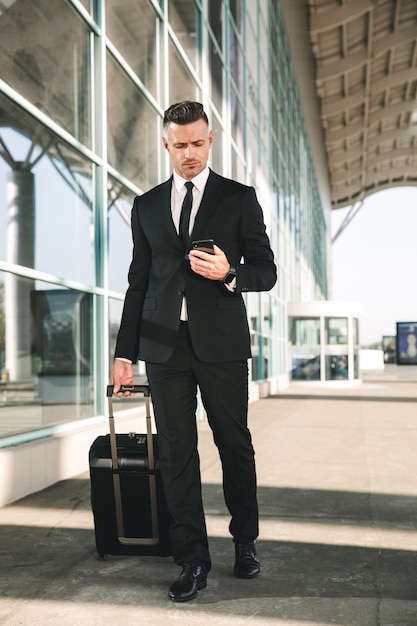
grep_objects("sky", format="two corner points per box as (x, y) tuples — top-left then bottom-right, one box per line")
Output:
(331, 186), (417, 346)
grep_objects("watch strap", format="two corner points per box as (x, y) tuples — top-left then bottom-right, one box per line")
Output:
(222, 265), (236, 284)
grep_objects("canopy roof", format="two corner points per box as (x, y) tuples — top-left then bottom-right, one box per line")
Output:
(307, 0), (417, 210)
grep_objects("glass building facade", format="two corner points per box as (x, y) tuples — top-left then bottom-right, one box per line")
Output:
(0, 0), (330, 446)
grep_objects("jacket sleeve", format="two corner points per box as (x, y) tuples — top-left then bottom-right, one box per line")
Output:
(114, 197), (150, 362)
(234, 187), (277, 294)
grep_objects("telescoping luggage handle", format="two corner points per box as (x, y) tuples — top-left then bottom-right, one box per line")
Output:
(106, 384), (159, 546)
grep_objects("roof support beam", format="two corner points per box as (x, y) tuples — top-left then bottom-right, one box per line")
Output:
(310, 0), (373, 34)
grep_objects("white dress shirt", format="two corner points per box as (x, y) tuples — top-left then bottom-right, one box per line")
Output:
(172, 167), (210, 320)
(172, 167), (210, 235)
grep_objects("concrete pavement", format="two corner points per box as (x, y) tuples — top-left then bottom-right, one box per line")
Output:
(1, 365), (417, 625)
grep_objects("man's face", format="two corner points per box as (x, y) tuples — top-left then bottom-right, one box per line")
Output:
(162, 118), (213, 180)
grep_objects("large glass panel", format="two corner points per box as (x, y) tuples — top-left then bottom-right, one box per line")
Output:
(169, 43), (201, 104)
(290, 317), (320, 346)
(230, 0), (244, 34)
(0, 123), (94, 284)
(289, 317), (321, 380)
(231, 148), (245, 184)
(168, 42), (200, 104)
(107, 54), (159, 189)
(208, 35), (223, 114)
(325, 354), (348, 380)
(108, 176), (134, 294)
(106, 0), (159, 97)
(0, 0), (92, 147)
(291, 346), (320, 380)
(0, 274), (94, 439)
(168, 0), (199, 72)
(229, 16), (244, 154)
(324, 318), (349, 380)
(231, 87), (245, 159)
(247, 121), (259, 188)
(325, 317), (348, 344)
(208, 0), (222, 46)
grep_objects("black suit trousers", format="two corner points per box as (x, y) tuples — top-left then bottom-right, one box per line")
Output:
(146, 322), (259, 569)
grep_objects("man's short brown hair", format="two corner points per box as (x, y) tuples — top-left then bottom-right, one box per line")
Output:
(163, 101), (209, 132)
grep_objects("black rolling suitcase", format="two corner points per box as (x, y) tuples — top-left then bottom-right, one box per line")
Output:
(89, 384), (172, 558)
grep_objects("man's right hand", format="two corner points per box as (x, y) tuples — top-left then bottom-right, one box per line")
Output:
(109, 359), (135, 396)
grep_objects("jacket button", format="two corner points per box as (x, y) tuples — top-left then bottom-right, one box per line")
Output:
(177, 290), (184, 297)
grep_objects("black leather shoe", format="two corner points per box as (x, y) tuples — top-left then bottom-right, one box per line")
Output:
(234, 541), (260, 579)
(168, 563), (207, 602)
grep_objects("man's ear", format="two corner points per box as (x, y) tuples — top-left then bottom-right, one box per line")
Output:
(162, 137), (168, 150)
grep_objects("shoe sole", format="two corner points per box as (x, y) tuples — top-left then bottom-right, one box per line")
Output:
(234, 569), (260, 579)
(168, 578), (207, 602)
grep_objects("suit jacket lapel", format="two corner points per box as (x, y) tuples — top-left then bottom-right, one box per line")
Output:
(190, 170), (223, 240)
(156, 176), (181, 244)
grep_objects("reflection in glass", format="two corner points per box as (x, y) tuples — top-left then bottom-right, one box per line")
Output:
(326, 354), (348, 380)
(232, 149), (245, 184)
(326, 317), (348, 345)
(291, 348), (320, 380)
(168, 0), (199, 71)
(0, 125), (94, 284)
(0, 0), (92, 146)
(108, 176), (134, 294)
(32, 289), (91, 378)
(230, 0), (243, 33)
(107, 54), (159, 189)
(231, 88), (244, 159)
(209, 35), (223, 114)
(168, 42), (199, 105)
(290, 317), (320, 345)
(208, 0), (222, 46)
(290, 318), (321, 380)
(0, 275), (94, 439)
(106, 0), (159, 96)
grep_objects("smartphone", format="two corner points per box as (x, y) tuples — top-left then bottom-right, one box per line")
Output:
(191, 239), (215, 254)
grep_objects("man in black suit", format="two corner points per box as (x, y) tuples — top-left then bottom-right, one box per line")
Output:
(110, 101), (277, 602)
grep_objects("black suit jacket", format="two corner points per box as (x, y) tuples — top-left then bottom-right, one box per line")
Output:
(115, 170), (277, 364)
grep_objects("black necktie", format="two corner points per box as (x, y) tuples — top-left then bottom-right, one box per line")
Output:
(179, 181), (194, 248)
